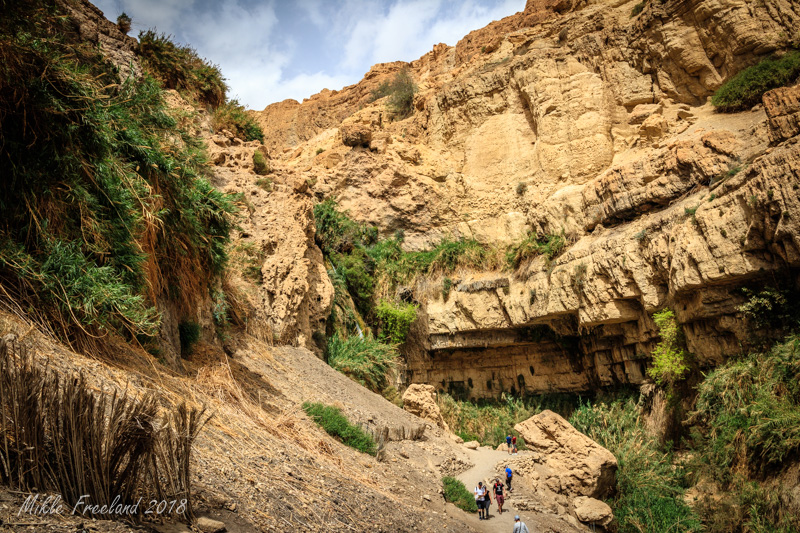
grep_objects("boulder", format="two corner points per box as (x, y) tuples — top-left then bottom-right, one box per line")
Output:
(464, 440), (480, 450)
(196, 517), (227, 533)
(496, 443), (509, 452)
(340, 123), (372, 147)
(514, 410), (617, 498)
(628, 103), (662, 125)
(573, 496), (613, 527)
(401, 384), (450, 431)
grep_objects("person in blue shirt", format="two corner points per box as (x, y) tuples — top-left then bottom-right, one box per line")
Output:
(505, 434), (512, 454)
(505, 466), (513, 492)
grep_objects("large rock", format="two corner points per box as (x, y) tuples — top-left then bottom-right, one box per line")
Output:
(340, 123), (372, 147)
(573, 496), (613, 527)
(401, 384), (450, 431)
(514, 410), (617, 498)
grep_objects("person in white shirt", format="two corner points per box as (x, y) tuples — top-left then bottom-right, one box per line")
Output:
(513, 515), (530, 533)
(474, 481), (488, 520)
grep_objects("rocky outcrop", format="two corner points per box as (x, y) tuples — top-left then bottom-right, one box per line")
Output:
(573, 496), (614, 528)
(252, 0), (800, 391)
(401, 384), (450, 431)
(764, 83), (800, 143)
(514, 410), (617, 498)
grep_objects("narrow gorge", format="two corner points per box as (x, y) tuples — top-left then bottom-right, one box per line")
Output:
(1, 0), (800, 532)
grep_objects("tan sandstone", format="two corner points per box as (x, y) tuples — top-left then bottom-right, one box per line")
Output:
(401, 384), (450, 431)
(514, 410), (617, 498)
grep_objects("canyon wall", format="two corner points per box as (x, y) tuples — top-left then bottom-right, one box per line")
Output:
(254, 0), (800, 396)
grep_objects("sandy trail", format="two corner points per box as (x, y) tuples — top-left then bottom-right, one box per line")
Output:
(456, 446), (527, 532)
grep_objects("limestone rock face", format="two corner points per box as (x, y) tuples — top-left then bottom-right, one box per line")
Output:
(515, 410), (617, 498)
(251, 0), (800, 388)
(573, 496), (614, 528)
(401, 384), (450, 431)
(340, 123), (373, 147)
(764, 83), (800, 143)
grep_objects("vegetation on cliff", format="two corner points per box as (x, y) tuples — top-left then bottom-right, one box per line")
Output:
(712, 50), (800, 112)
(137, 29), (226, 108)
(0, 3), (237, 352)
(326, 334), (399, 393)
(370, 68), (417, 118)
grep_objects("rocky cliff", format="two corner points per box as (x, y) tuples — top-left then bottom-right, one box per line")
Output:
(252, 0), (800, 398)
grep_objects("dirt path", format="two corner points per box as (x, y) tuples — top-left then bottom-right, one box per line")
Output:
(457, 447), (526, 532)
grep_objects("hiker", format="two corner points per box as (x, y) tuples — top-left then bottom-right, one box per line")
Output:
(505, 466), (513, 492)
(505, 434), (512, 454)
(474, 481), (488, 520)
(493, 477), (505, 514)
(511, 435), (518, 455)
(513, 515), (530, 533)
(482, 480), (492, 519)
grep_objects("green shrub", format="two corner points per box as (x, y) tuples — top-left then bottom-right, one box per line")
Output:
(570, 397), (702, 533)
(631, 2), (645, 16)
(633, 229), (647, 242)
(442, 477), (478, 512)
(302, 402), (376, 455)
(516, 182), (527, 195)
(647, 309), (690, 386)
(370, 68), (417, 118)
(253, 151), (270, 175)
(116, 12), (132, 34)
(316, 147), (325, 155)
(137, 30), (226, 108)
(442, 277), (454, 300)
(178, 321), (201, 355)
(255, 177), (272, 191)
(375, 300), (417, 344)
(212, 99), (265, 142)
(507, 231), (566, 269)
(712, 50), (800, 112)
(326, 334), (398, 393)
(689, 335), (800, 476)
(737, 286), (799, 332)
(0, 8), (236, 347)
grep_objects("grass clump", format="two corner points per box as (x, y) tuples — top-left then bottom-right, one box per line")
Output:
(506, 231), (566, 269)
(712, 50), (800, 112)
(370, 68), (417, 118)
(326, 334), (398, 393)
(442, 477), (478, 512)
(570, 397), (702, 533)
(647, 309), (690, 387)
(375, 300), (417, 344)
(302, 402), (377, 455)
(0, 5), (236, 350)
(137, 30), (226, 108)
(631, 1), (645, 16)
(212, 98), (265, 142)
(253, 150), (270, 175)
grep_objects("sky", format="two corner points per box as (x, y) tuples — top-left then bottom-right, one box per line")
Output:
(92, 0), (523, 110)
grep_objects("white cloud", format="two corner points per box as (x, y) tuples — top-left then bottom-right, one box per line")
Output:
(89, 0), (522, 109)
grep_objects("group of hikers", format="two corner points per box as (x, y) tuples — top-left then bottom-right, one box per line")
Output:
(469, 433), (529, 531)
(473, 466), (514, 518)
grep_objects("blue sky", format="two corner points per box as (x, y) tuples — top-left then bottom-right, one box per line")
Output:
(92, 0), (522, 110)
